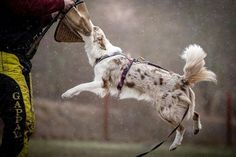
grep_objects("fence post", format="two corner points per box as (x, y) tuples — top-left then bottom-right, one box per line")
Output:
(103, 95), (109, 141)
(226, 92), (232, 146)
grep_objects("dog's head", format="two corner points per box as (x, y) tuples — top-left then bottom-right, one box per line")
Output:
(90, 26), (122, 54)
(78, 25), (122, 66)
(92, 26), (107, 50)
(55, 2), (121, 54)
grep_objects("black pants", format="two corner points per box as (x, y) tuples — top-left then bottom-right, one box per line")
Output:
(0, 52), (35, 157)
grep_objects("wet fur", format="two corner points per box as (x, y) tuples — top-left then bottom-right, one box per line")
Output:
(62, 23), (217, 151)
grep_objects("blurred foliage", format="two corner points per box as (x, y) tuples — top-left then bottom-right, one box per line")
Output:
(33, 98), (236, 144)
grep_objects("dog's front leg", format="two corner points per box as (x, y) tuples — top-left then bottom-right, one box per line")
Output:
(61, 80), (104, 99)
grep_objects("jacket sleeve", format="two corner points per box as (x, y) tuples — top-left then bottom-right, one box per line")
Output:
(7, 0), (65, 16)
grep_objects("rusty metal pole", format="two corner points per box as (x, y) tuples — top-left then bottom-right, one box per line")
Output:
(103, 95), (109, 141)
(226, 92), (232, 146)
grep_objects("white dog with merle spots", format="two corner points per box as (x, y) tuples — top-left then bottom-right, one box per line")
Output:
(62, 23), (217, 151)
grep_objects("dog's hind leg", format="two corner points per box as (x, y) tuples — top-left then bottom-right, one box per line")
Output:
(62, 81), (104, 98)
(169, 124), (185, 151)
(193, 111), (202, 135)
(159, 112), (185, 151)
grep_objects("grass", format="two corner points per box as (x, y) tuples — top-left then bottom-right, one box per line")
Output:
(29, 139), (236, 157)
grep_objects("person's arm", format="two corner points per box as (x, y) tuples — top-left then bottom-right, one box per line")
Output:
(7, 0), (74, 16)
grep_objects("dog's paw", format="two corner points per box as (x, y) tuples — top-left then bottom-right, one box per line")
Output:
(61, 90), (75, 99)
(193, 121), (202, 135)
(194, 129), (200, 135)
(169, 143), (179, 151)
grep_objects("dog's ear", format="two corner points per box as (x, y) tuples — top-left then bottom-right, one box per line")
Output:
(93, 26), (107, 50)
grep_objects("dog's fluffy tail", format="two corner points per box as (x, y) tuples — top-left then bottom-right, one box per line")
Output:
(181, 44), (217, 85)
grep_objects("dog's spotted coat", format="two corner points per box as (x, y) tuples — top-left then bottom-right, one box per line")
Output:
(62, 24), (216, 151)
